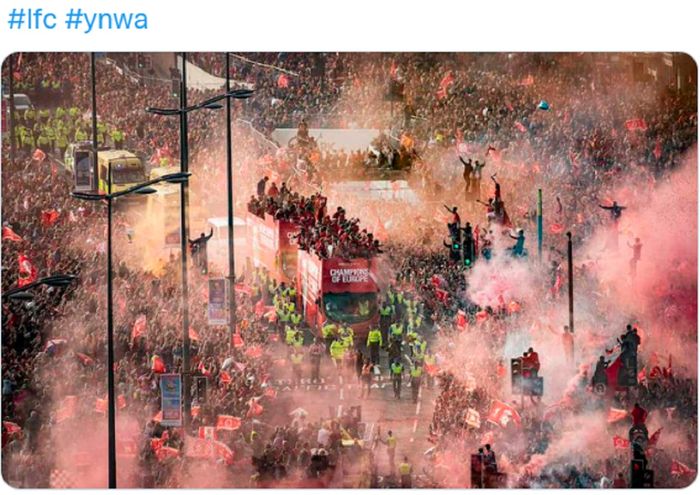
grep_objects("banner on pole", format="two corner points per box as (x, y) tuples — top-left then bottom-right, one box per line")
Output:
(160, 374), (182, 427)
(208, 278), (228, 326)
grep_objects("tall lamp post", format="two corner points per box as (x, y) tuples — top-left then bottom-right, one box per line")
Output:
(72, 171), (191, 488)
(146, 66), (252, 427)
(91, 53), (99, 189)
(224, 52), (236, 344)
(566, 231), (574, 334)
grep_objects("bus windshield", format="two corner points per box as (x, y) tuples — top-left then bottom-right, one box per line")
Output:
(323, 292), (378, 324)
(111, 167), (145, 184)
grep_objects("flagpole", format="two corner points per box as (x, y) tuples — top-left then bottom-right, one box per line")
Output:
(566, 231), (574, 337)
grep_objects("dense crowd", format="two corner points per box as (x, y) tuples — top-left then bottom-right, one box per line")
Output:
(2, 52), (698, 488)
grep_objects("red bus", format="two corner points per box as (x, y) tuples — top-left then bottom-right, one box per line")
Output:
(247, 212), (300, 285)
(297, 249), (380, 337)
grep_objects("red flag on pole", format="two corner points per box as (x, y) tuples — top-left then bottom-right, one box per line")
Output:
(216, 415), (242, 431)
(2, 226), (23, 242)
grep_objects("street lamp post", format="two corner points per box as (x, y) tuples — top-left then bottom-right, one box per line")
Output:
(91, 53), (99, 191)
(73, 171), (191, 489)
(225, 53), (237, 345)
(146, 62), (252, 427)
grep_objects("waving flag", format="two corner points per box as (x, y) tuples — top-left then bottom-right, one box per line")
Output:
(18, 253), (37, 287)
(456, 310), (467, 330)
(199, 426), (217, 440)
(3, 421), (22, 435)
(2, 226), (23, 242)
(216, 415), (242, 431)
(670, 460), (695, 476)
(486, 400), (522, 428)
(607, 407), (628, 423)
(648, 428), (663, 447)
(625, 118), (648, 132)
(613, 435), (630, 449)
(151, 355), (166, 374)
(41, 209), (60, 227)
(247, 398), (264, 418)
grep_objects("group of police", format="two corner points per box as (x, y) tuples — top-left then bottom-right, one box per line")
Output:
(11, 105), (125, 157)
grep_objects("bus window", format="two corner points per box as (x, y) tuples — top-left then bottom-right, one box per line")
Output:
(112, 167), (145, 184)
(323, 292), (378, 324)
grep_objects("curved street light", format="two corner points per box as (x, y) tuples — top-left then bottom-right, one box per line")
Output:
(3, 274), (77, 301)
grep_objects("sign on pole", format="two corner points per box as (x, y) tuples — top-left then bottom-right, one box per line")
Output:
(208, 278), (228, 326)
(160, 374), (182, 427)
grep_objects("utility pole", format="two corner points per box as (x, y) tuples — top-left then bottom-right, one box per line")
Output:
(179, 52), (191, 428)
(225, 52), (237, 347)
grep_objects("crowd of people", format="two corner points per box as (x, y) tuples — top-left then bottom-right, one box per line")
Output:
(2, 52), (698, 488)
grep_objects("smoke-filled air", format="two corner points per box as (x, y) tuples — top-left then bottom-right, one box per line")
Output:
(1, 52), (697, 489)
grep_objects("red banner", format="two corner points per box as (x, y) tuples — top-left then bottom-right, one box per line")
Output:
(216, 415), (242, 431)
(486, 400), (521, 428)
(321, 257), (376, 294)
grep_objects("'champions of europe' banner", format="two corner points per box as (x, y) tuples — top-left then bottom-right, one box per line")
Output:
(208, 278), (228, 326)
(160, 374), (182, 427)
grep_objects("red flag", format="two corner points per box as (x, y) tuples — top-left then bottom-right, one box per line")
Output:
(41, 209), (60, 227)
(18, 253), (37, 287)
(637, 367), (646, 383)
(670, 460), (696, 476)
(605, 356), (623, 391)
(607, 407), (628, 423)
(2, 226), (23, 242)
(648, 428), (662, 447)
(277, 73), (289, 88)
(55, 396), (78, 423)
(32, 148), (46, 162)
(436, 71), (454, 100)
(613, 435), (630, 449)
(198, 426), (217, 440)
(3, 421), (22, 435)
(456, 310), (467, 330)
(514, 121), (528, 133)
(153, 411), (163, 423)
(232, 332), (244, 348)
(435, 288), (448, 303)
(247, 398), (263, 418)
(151, 355), (166, 373)
(219, 370), (232, 385)
(486, 400), (521, 428)
(216, 415), (242, 431)
(131, 314), (147, 341)
(189, 327), (200, 341)
(213, 440), (235, 465)
(264, 387), (277, 399)
(625, 118), (648, 132)
(475, 310), (489, 324)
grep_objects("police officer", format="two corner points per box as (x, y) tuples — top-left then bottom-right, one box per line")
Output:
(111, 127), (124, 149)
(285, 325), (297, 347)
(385, 431), (397, 471)
(329, 337), (345, 370)
(390, 359), (403, 399)
(340, 325), (354, 349)
(399, 456), (412, 488)
(321, 322), (337, 352)
(390, 321), (404, 344)
(379, 299), (394, 342)
(366, 327), (382, 365)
